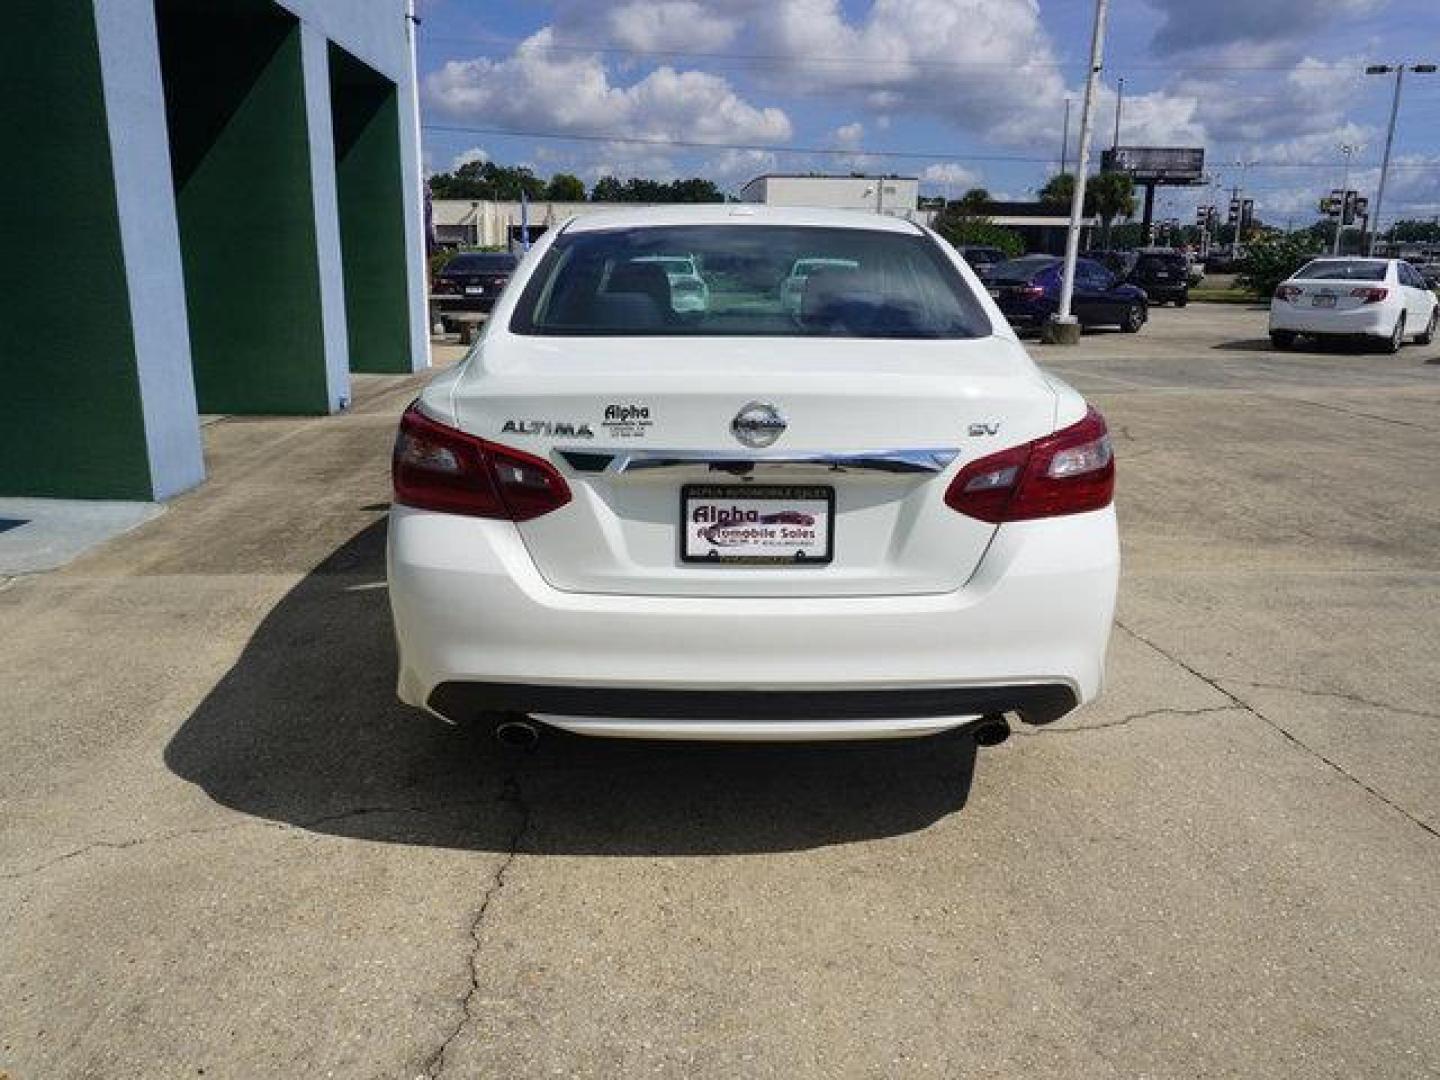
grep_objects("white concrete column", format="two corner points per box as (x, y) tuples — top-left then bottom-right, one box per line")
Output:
(93, 0), (205, 499)
(396, 4), (431, 372)
(298, 22), (354, 411)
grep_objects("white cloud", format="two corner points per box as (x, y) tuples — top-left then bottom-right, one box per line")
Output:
(1142, 0), (1387, 55)
(450, 146), (489, 170)
(833, 121), (865, 149)
(425, 27), (792, 145)
(606, 1), (740, 51)
(921, 162), (981, 190)
(705, 147), (779, 187)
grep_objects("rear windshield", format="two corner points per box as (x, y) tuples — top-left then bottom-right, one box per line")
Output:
(1136, 253), (1186, 270)
(510, 225), (990, 339)
(987, 257), (1058, 283)
(1294, 259), (1387, 281)
(444, 253), (517, 274)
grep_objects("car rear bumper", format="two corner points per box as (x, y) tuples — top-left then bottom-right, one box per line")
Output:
(1269, 303), (1394, 335)
(387, 504), (1119, 740)
(433, 295), (498, 314)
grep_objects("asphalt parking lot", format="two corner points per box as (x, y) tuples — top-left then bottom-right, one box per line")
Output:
(3, 303), (1439, 1078)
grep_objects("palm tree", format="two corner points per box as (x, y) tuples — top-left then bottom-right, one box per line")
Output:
(1089, 171), (1136, 247)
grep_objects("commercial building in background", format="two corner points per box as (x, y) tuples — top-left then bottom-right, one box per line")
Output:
(3, 0), (428, 502)
(433, 200), (670, 249)
(740, 174), (921, 217)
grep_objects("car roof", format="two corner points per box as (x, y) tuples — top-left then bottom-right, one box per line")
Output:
(561, 204), (925, 234)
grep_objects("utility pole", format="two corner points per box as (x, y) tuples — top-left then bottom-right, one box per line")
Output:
(1112, 76), (1124, 150)
(1365, 62), (1437, 254)
(1333, 143), (1356, 255)
(1060, 97), (1072, 176)
(1226, 160), (1256, 259)
(1047, 0), (1110, 345)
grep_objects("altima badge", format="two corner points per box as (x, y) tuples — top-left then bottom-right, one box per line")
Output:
(731, 402), (787, 448)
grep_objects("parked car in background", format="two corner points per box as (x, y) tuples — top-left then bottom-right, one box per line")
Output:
(1269, 257), (1438, 352)
(985, 254), (1148, 333)
(388, 205), (1119, 743)
(632, 254), (711, 313)
(431, 252), (519, 331)
(957, 245), (1008, 272)
(1416, 262), (1440, 291)
(779, 256), (859, 314)
(1127, 248), (1191, 306)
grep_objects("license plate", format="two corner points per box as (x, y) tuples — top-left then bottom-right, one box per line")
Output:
(1313, 294), (1336, 308)
(465, 285), (485, 295)
(681, 485), (833, 565)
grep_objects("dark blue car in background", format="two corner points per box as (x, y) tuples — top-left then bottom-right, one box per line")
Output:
(980, 255), (1148, 334)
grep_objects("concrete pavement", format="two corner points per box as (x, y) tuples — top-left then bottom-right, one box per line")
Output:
(3, 306), (1438, 1078)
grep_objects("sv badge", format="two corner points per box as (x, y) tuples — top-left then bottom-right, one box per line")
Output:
(968, 422), (1001, 437)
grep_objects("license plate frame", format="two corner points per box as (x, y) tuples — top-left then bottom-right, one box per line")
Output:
(680, 484), (834, 565)
(464, 285), (485, 295)
(1312, 293), (1337, 308)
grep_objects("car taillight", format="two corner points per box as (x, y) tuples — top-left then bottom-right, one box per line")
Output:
(432, 279), (457, 295)
(392, 403), (571, 521)
(944, 407), (1114, 523)
(1351, 286), (1388, 304)
(1020, 284), (1045, 300)
(1274, 284), (1302, 302)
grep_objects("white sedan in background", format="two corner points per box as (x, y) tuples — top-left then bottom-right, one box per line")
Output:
(388, 205), (1118, 744)
(1269, 257), (1438, 352)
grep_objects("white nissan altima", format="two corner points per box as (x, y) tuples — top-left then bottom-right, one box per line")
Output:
(1269, 257), (1438, 352)
(387, 205), (1119, 742)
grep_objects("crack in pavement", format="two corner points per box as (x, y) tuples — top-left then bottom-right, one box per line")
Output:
(1215, 679), (1440, 722)
(1115, 620), (1440, 842)
(0, 799), (496, 883)
(1013, 705), (1240, 737)
(424, 772), (531, 1080)
(1269, 394), (1434, 432)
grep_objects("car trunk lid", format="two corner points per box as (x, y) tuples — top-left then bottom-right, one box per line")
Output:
(448, 335), (1058, 597)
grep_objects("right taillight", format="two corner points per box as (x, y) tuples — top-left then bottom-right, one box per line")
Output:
(1351, 286), (1388, 304)
(393, 403), (571, 521)
(945, 407), (1114, 523)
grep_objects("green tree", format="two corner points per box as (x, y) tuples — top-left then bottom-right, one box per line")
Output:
(1236, 231), (1323, 298)
(590, 175), (624, 202)
(1089, 171), (1136, 247)
(956, 187), (992, 215)
(428, 160), (544, 200)
(931, 200), (1024, 256)
(543, 173), (586, 201)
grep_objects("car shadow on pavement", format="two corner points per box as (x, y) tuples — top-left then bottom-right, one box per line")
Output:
(165, 520), (977, 857)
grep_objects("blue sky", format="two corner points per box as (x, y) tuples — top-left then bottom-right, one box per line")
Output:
(415, 0), (1440, 226)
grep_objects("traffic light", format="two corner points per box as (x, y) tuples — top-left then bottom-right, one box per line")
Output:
(1323, 190), (1344, 216)
(1342, 190), (1358, 226)
(1228, 198), (1241, 224)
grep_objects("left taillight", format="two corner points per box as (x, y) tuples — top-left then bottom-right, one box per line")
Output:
(392, 403), (571, 521)
(944, 407), (1115, 523)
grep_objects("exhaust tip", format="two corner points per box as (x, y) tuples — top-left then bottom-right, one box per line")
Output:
(971, 713), (1011, 747)
(494, 717), (540, 751)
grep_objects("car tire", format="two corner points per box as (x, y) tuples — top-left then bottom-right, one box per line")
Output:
(1417, 307), (1437, 345)
(1377, 313), (1405, 354)
(1269, 330), (1296, 349)
(1120, 303), (1145, 333)
(1175, 293), (1189, 308)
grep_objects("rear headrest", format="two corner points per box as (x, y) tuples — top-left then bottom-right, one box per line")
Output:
(607, 261), (673, 308)
(801, 264), (910, 333)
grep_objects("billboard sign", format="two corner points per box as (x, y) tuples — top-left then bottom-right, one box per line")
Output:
(1100, 147), (1205, 185)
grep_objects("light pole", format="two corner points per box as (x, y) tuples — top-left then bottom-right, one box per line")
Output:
(1046, 0), (1110, 345)
(1060, 96), (1072, 176)
(1112, 76), (1124, 150)
(1333, 143), (1357, 255)
(1364, 62), (1437, 255)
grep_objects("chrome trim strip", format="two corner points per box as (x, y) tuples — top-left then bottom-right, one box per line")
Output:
(558, 447), (959, 475)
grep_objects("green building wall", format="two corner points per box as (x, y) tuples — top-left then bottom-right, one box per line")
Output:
(330, 45), (413, 374)
(0, 1), (154, 499)
(157, 0), (331, 414)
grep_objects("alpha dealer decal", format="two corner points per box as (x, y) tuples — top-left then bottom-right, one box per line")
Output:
(602, 403), (653, 439)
